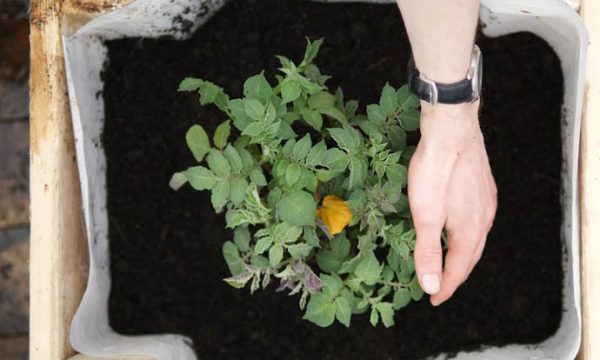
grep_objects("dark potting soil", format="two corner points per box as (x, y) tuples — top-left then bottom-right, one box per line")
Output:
(103, 0), (564, 359)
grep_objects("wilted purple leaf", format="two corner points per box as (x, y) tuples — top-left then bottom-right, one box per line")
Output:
(293, 262), (306, 274)
(304, 266), (325, 294)
(316, 218), (332, 239)
(276, 279), (297, 292)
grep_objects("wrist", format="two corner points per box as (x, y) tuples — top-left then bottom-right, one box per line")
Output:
(418, 100), (482, 150)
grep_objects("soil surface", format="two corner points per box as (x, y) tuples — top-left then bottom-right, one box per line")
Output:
(103, 0), (564, 359)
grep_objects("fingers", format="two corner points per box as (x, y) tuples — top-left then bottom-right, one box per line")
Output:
(413, 226), (444, 295)
(431, 233), (478, 306)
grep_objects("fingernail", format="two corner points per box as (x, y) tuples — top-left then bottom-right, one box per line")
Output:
(421, 274), (440, 294)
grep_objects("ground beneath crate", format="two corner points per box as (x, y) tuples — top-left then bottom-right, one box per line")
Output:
(103, 1), (564, 359)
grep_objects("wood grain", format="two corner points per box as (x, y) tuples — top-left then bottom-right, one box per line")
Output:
(29, 0), (89, 358)
(579, 0), (600, 359)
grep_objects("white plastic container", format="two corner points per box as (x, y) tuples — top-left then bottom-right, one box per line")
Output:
(63, 0), (588, 359)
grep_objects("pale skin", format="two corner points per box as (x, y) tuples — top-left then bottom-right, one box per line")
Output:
(396, 0), (498, 306)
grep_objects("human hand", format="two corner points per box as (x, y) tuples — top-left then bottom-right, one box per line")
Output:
(408, 100), (497, 306)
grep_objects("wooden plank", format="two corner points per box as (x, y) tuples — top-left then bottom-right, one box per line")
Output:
(29, 0), (90, 358)
(579, 0), (600, 359)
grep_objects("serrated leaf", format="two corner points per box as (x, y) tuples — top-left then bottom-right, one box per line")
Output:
(223, 144), (242, 174)
(211, 180), (229, 211)
(393, 288), (411, 310)
(243, 73), (272, 103)
(245, 99), (265, 121)
(178, 77), (203, 92)
(316, 250), (340, 273)
(388, 125), (407, 151)
(286, 163), (302, 186)
(223, 241), (244, 275)
(380, 83), (397, 116)
(355, 251), (382, 286)
(308, 91), (336, 110)
(229, 177), (248, 206)
(186, 125), (210, 162)
(328, 127), (355, 152)
(349, 156), (368, 190)
(386, 164), (408, 187)
(213, 120), (231, 149)
(321, 107), (347, 124)
(254, 236), (273, 255)
(269, 243), (284, 267)
(184, 166), (217, 190)
(370, 307), (379, 326)
(293, 134), (312, 160)
(278, 191), (317, 226)
(233, 226), (251, 252)
(305, 141), (327, 168)
(322, 148), (349, 171)
(409, 275), (424, 300)
(367, 104), (386, 124)
(250, 168), (267, 186)
(303, 109), (323, 131)
(302, 38), (324, 66)
(375, 302), (395, 327)
(282, 79), (301, 104)
(399, 109), (420, 131)
(331, 235), (350, 260)
(287, 243), (313, 259)
(303, 292), (336, 327)
(206, 150), (231, 178)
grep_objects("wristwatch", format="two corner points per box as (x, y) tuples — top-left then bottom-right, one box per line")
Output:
(409, 45), (482, 106)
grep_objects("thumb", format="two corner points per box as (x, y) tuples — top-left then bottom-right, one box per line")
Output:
(413, 224), (444, 295)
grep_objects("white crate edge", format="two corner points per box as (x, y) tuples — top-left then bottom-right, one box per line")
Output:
(62, 0), (588, 359)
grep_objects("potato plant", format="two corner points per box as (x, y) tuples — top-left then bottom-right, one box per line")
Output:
(171, 39), (423, 328)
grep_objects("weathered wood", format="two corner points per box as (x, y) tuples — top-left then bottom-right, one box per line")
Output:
(29, 0), (89, 358)
(579, 0), (600, 359)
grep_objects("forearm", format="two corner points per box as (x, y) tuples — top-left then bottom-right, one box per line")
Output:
(396, 0), (480, 83)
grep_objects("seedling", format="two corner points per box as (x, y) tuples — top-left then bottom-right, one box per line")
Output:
(171, 39), (423, 328)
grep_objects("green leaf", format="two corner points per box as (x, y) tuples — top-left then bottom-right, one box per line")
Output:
(206, 150), (231, 178)
(251, 255), (270, 269)
(254, 236), (273, 255)
(184, 166), (217, 190)
(380, 83), (398, 116)
(355, 251), (382, 286)
(178, 77), (203, 92)
(317, 251), (340, 273)
(286, 163), (302, 186)
(223, 271), (253, 289)
(320, 107), (347, 124)
(287, 243), (313, 259)
(303, 292), (336, 327)
(306, 141), (327, 168)
(308, 91), (336, 110)
(278, 191), (317, 226)
(387, 125), (407, 151)
(393, 288), (411, 310)
(245, 99), (265, 121)
(211, 180), (230, 211)
(409, 275), (424, 300)
(328, 127), (355, 152)
(243, 73), (272, 103)
(349, 156), (368, 190)
(331, 235), (350, 260)
(250, 168), (267, 186)
(222, 241), (244, 275)
(367, 104), (386, 124)
(223, 144), (243, 174)
(213, 120), (231, 150)
(302, 110), (323, 131)
(169, 172), (188, 190)
(185, 125), (210, 162)
(198, 81), (226, 106)
(399, 109), (420, 131)
(229, 178), (248, 206)
(281, 79), (301, 104)
(233, 226), (251, 252)
(370, 307), (379, 326)
(375, 302), (395, 327)
(386, 164), (408, 187)
(302, 38), (324, 66)
(335, 296), (352, 327)
(293, 134), (312, 160)
(322, 148), (349, 171)
(269, 243), (284, 267)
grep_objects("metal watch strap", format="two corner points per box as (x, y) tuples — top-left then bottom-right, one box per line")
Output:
(409, 70), (474, 105)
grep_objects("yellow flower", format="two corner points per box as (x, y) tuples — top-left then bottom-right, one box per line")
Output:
(316, 195), (352, 236)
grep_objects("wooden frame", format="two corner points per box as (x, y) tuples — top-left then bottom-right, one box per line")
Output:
(29, 0), (598, 359)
